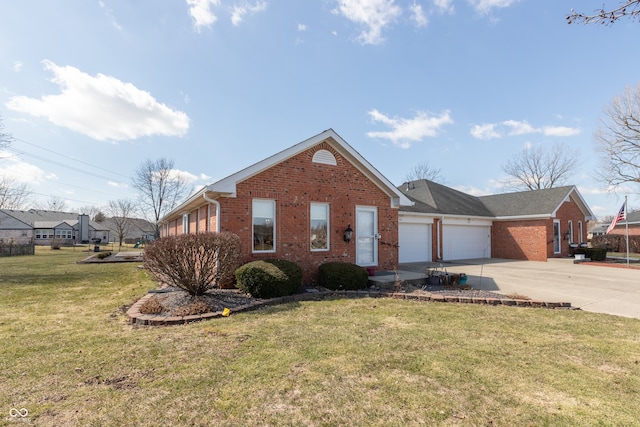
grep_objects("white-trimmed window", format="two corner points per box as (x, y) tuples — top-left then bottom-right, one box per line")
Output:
(182, 214), (190, 234)
(578, 221), (583, 243)
(568, 220), (573, 243)
(55, 230), (73, 239)
(253, 199), (275, 253)
(310, 203), (329, 251)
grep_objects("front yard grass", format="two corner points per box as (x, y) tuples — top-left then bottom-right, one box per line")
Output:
(1, 247), (640, 426)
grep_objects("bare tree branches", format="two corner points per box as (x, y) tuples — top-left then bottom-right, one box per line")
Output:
(0, 176), (31, 209)
(404, 161), (444, 183)
(567, 1), (640, 25)
(0, 117), (13, 150)
(131, 158), (192, 238)
(502, 144), (580, 191)
(594, 84), (640, 189)
(32, 196), (68, 211)
(105, 199), (136, 248)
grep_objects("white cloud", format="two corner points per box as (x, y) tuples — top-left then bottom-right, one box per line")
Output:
(503, 119), (535, 136)
(5, 60), (190, 142)
(297, 23), (307, 31)
(333, 0), (402, 45)
(186, 0), (220, 31)
(13, 61), (23, 72)
(434, 0), (455, 14)
(467, 0), (519, 16)
(470, 119), (581, 140)
(199, 173), (212, 181)
(541, 126), (582, 137)
(108, 181), (128, 188)
(366, 109), (453, 148)
(98, 0), (123, 31)
(231, 1), (267, 26)
(470, 123), (500, 140)
(410, 2), (428, 27)
(0, 151), (48, 185)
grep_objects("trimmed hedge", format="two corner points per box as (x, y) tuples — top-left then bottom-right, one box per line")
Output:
(318, 262), (369, 291)
(235, 259), (302, 299)
(574, 247), (607, 261)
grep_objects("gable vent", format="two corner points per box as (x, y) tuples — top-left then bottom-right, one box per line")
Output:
(312, 149), (337, 166)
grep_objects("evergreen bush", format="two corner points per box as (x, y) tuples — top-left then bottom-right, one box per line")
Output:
(318, 262), (369, 290)
(235, 259), (302, 298)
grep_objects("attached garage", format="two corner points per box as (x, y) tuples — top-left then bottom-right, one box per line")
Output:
(442, 222), (491, 260)
(398, 217), (432, 263)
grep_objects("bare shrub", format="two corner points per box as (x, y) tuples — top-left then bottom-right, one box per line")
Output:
(139, 297), (166, 314)
(143, 232), (242, 296)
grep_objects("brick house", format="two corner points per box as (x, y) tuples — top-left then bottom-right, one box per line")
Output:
(398, 180), (596, 263)
(159, 129), (412, 283)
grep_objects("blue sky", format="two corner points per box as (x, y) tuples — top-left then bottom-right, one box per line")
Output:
(1, 0), (638, 219)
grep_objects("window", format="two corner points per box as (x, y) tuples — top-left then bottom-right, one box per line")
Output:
(568, 220), (573, 243)
(182, 214), (190, 234)
(578, 221), (583, 243)
(253, 200), (275, 252)
(310, 203), (329, 251)
(55, 230), (73, 239)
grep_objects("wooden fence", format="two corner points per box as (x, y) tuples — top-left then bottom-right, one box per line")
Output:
(0, 243), (35, 257)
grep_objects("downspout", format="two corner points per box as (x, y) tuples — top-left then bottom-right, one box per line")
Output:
(437, 216), (444, 260)
(203, 191), (221, 233)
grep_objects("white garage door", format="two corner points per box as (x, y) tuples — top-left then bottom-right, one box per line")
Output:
(399, 223), (432, 263)
(443, 225), (490, 260)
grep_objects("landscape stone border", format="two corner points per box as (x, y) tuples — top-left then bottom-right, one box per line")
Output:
(126, 289), (573, 327)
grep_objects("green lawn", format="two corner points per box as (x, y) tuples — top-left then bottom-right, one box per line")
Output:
(2, 248), (640, 426)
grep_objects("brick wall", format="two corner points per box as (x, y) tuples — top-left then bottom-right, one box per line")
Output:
(491, 220), (548, 261)
(220, 142), (398, 283)
(162, 142), (398, 284)
(491, 197), (588, 261)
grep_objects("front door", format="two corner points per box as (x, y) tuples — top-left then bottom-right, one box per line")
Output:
(553, 220), (561, 254)
(356, 206), (378, 266)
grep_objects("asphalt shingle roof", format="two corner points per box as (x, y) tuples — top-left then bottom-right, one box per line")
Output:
(398, 180), (494, 217)
(478, 186), (575, 217)
(399, 181), (581, 219)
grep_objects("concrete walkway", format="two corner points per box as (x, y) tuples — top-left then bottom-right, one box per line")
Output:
(397, 258), (640, 319)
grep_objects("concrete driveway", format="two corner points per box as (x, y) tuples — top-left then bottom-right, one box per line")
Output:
(399, 258), (640, 319)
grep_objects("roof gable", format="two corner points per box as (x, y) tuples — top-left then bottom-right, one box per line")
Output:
(479, 186), (596, 220)
(169, 129), (412, 216)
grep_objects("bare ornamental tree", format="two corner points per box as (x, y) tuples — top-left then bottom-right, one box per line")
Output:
(502, 144), (580, 191)
(404, 161), (444, 183)
(32, 196), (68, 212)
(105, 199), (136, 249)
(594, 84), (640, 189)
(131, 158), (192, 238)
(567, 1), (640, 25)
(0, 176), (31, 209)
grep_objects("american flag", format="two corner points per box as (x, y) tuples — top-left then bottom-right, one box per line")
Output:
(606, 202), (626, 234)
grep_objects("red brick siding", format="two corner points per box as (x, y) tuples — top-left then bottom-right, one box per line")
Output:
(491, 220), (548, 262)
(219, 143), (398, 283)
(491, 197), (588, 261)
(161, 142), (398, 283)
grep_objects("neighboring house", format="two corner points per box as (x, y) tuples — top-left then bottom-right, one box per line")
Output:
(160, 129), (596, 283)
(160, 129), (413, 282)
(398, 180), (596, 262)
(606, 210), (640, 236)
(0, 209), (110, 245)
(102, 217), (156, 244)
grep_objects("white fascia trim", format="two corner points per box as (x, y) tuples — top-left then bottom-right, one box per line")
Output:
(206, 129), (413, 208)
(493, 214), (551, 221)
(398, 212), (435, 224)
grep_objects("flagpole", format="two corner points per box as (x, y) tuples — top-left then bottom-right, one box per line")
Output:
(625, 195), (629, 268)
